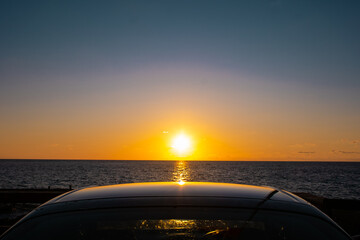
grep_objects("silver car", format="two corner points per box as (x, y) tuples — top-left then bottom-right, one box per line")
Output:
(0, 182), (352, 240)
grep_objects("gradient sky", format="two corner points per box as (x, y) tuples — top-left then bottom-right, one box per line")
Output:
(1, 0), (359, 161)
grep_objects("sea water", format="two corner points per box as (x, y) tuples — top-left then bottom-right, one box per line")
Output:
(0, 160), (359, 199)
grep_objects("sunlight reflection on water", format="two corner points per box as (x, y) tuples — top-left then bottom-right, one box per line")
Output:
(172, 161), (190, 183)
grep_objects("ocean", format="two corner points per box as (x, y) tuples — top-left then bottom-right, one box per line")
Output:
(0, 160), (359, 199)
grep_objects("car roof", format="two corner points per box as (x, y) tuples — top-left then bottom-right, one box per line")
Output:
(15, 181), (347, 233)
(5, 182), (350, 239)
(25, 182), (323, 220)
(3, 182), (351, 240)
(47, 182), (306, 204)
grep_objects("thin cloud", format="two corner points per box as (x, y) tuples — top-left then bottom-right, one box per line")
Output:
(298, 151), (315, 154)
(339, 139), (360, 145)
(332, 150), (360, 154)
(339, 151), (360, 154)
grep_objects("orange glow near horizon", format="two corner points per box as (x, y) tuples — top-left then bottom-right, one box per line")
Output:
(0, 67), (359, 162)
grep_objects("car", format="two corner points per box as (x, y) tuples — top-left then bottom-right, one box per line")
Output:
(0, 182), (353, 240)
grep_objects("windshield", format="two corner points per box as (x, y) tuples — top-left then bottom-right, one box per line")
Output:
(2, 207), (350, 240)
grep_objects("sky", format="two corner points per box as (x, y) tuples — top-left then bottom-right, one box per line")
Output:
(1, 0), (359, 161)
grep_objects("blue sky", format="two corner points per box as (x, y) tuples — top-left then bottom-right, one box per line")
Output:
(2, 0), (360, 86)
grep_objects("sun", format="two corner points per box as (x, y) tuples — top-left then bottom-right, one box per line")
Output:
(171, 134), (191, 155)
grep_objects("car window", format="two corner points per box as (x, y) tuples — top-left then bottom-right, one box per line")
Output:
(1, 207), (350, 240)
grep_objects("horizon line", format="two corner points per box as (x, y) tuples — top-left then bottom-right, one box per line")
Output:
(1, 158), (360, 162)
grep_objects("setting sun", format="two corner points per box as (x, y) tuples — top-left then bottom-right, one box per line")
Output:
(171, 134), (192, 156)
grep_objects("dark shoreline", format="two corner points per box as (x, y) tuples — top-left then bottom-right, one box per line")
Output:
(0, 189), (359, 236)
